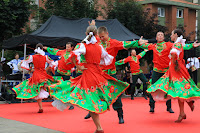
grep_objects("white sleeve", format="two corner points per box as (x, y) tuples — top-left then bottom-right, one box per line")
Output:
(194, 58), (200, 69)
(21, 55), (33, 70)
(7, 60), (14, 68)
(186, 63), (191, 69)
(45, 55), (57, 71)
(186, 58), (191, 69)
(99, 45), (114, 65)
(72, 43), (86, 63)
(46, 55), (53, 64)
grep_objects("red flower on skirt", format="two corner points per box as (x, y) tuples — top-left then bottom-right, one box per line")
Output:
(89, 86), (96, 92)
(164, 85), (169, 90)
(15, 84), (20, 88)
(179, 77), (183, 82)
(110, 85), (115, 93)
(27, 89), (31, 93)
(92, 100), (95, 104)
(76, 92), (83, 100)
(184, 83), (190, 89)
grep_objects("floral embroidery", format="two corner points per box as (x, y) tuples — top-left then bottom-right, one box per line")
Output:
(131, 56), (137, 62)
(153, 67), (169, 73)
(147, 75), (200, 100)
(174, 42), (182, 49)
(27, 89), (31, 93)
(76, 92), (83, 100)
(184, 83), (190, 89)
(155, 42), (165, 53)
(110, 85), (115, 93)
(47, 71), (129, 113)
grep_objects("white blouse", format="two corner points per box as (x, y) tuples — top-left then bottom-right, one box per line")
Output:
(72, 43), (114, 65)
(21, 55), (56, 70)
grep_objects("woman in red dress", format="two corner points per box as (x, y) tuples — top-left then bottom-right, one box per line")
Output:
(147, 29), (200, 122)
(12, 44), (62, 113)
(49, 25), (129, 133)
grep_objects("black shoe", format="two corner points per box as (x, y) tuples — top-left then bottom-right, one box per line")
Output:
(68, 106), (74, 110)
(117, 108), (124, 124)
(143, 95), (148, 100)
(149, 107), (154, 113)
(84, 113), (91, 119)
(131, 96), (134, 100)
(167, 108), (174, 113)
(119, 116), (124, 124)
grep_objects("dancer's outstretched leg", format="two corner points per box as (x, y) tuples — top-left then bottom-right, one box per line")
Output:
(175, 100), (186, 123)
(90, 112), (104, 133)
(37, 99), (43, 113)
(186, 101), (194, 111)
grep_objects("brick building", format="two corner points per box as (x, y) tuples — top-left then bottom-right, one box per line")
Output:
(185, 0), (200, 39)
(29, 0), (46, 30)
(136, 0), (200, 40)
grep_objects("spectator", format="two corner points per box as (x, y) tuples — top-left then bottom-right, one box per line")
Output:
(7, 53), (21, 74)
(186, 57), (199, 85)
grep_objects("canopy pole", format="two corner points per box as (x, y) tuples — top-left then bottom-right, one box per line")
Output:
(1, 49), (4, 61)
(21, 44), (27, 103)
(22, 44), (26, 81)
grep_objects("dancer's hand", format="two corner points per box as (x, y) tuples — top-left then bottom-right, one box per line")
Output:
(144, 49), (148, 52)
(30, 69), (35, 73)
(43, 46), (48, 50)
(88, 20), (96, 26)
(77, 65), (87, 71)
(193, 40), (200, 47)
(139, 36), (148, 45)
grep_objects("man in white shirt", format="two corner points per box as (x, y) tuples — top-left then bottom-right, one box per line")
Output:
(7, 53), (21, 74)
(186, 57), (200, 85)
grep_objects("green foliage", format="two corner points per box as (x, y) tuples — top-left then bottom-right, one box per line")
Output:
(104, 0), (168, 39)
(0, 0), (32, 42)
(39, 0), (99, 23)
(0, 0), (35, 62)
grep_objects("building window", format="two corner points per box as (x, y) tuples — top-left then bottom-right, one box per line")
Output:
(158, 7), (165, 17)
(31, 0), (39, 5)
(177, 9), (183, 18)
(193, 0), (198, 4)
(30, 19), (37, 31)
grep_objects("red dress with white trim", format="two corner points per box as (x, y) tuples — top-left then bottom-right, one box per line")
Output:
(147, 43), (200, 101)
(12, 54), (62, 99)
(48, 42), (129, 113)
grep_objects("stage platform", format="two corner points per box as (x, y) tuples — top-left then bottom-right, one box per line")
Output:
(0, 97), (200, 133)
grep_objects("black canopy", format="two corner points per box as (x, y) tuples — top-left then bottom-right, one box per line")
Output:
(3, 15), (141, 49)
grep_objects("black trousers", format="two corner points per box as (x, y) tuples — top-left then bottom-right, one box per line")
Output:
(55, 70), (70, 81)
(188, 69), (198, 85)
(111, 74), (123, 111)
(131, 73), (148, 96)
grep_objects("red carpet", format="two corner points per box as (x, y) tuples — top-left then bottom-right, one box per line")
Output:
(0, 97), (200, 133)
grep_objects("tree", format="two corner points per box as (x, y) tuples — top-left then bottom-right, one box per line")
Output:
(0, 0), (32, 45)
(39, 0), (99, 23)
(104, 0), (168, 39)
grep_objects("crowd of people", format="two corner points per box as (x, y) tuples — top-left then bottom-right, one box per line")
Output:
(2, 20), (200, 133)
